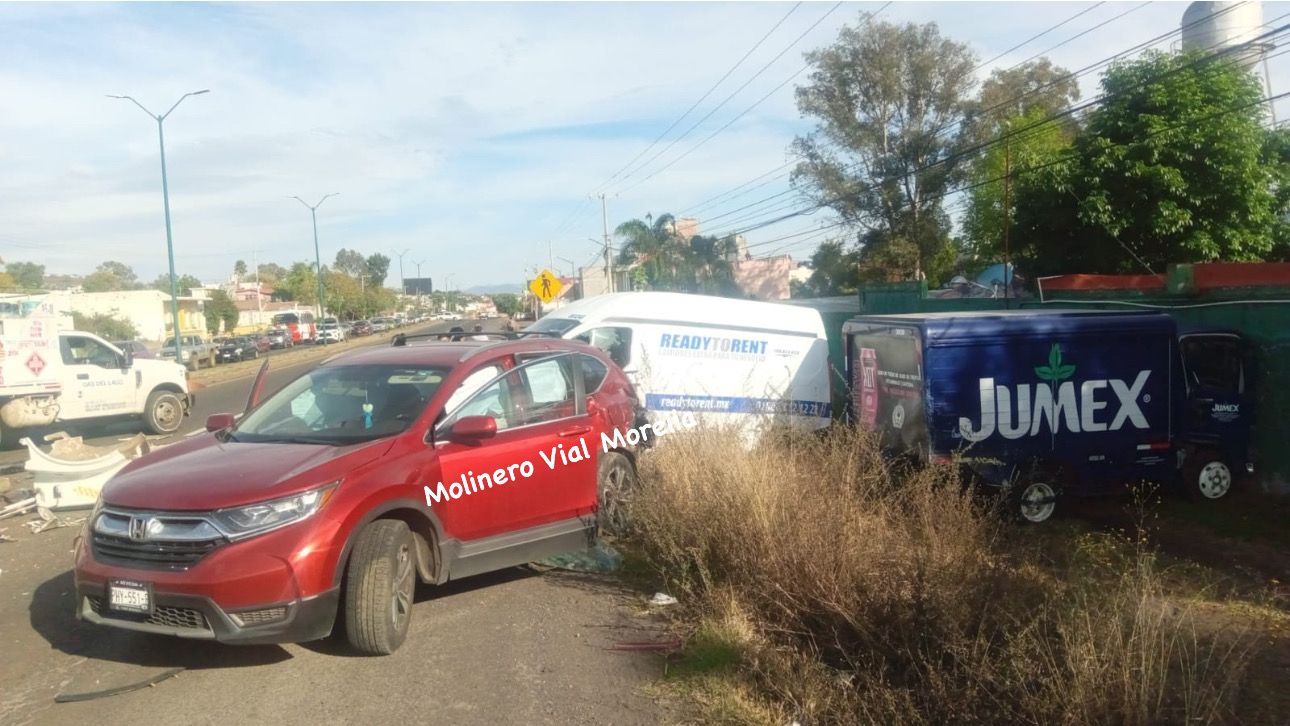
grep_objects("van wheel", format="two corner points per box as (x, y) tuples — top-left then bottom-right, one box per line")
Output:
(597, 452), (637, 536)
(1184, 450), (1233, 500)
(344, 520), (416, 655)
(143, 390), (184, 434)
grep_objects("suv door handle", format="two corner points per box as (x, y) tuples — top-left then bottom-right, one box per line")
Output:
(557, 425), (592, 437)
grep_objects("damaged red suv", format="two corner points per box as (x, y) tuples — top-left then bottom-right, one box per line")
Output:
(73, 337), (641, 654)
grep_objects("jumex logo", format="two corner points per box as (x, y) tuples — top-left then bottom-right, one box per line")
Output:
(959, 344), (1151, 442)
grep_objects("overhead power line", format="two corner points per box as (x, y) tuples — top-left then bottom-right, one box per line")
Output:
(607, 1), (846, 193)
(588, 2), (803, 196)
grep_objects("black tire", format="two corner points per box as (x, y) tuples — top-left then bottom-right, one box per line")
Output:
(344, 519), (416, 655)
(597, 452), (637, 537)
(1182, 448), (1234, 501)
(143, 389), (184, 434)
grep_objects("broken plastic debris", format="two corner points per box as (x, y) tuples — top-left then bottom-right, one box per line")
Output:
(537, 541), (623, 573)
(648, 592), (678, 607)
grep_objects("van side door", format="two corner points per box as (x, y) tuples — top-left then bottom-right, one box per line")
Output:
(1179, 334), (1250, 464)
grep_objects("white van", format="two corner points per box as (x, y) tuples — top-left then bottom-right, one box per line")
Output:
(524, 292), (832, 432)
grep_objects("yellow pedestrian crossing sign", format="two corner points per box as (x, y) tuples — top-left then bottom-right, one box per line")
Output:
(529, 269), (563, 304)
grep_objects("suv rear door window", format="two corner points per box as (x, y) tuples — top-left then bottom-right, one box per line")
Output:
(580, 354), (609, 393)
(515, 354), (579, 425)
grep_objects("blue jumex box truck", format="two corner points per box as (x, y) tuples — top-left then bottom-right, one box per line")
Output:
(842, 310), (1253, 523)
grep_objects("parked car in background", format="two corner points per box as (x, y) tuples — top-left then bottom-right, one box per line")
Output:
(74, 337), (640, 655)
(217, 336), (261, 363)
(317, 321), (345, 344)
(351, 320), (373, 336)
(248, 333), (271, 356)
(158, 334), (217, 371)
(370, 318), (391, 332)
(265, 328), (294, 350)
(112, 341), (155, 360)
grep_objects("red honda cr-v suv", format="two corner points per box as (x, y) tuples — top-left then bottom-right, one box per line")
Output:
(74, 337), (641, 654)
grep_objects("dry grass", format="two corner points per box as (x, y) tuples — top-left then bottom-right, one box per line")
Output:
(629, 426), (1257, 725)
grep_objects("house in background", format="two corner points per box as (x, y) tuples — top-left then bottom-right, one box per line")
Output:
(46, 289), (207, 342)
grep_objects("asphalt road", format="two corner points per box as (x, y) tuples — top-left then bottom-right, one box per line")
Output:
(0, 316), (674, 725)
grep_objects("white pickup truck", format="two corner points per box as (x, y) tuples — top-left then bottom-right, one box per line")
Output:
(0, 315), (192, 446)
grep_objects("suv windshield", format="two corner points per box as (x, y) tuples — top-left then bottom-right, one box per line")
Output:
(233, 364), (448, 445)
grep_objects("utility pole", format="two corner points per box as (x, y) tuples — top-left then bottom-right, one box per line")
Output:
(394, 248), (410, 295)
(107, 89), (209, 360)
(599, 193), (613, 293)
(290, 193), (338, 319)
(1002, 126), (1012, 308)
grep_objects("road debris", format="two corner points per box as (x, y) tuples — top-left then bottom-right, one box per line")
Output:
(647, 592), (678, 607)
(54, 667), (185, 703)
(607, 636), (683, 653)
(0, 496), (37, 521)
(26, 507), (85, 534)
(21, 432), (151, 511)
(537, 541), (623, 573)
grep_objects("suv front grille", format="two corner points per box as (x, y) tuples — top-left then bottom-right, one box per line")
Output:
(87, 596), (210, 631)
(92, 532), (224, 568)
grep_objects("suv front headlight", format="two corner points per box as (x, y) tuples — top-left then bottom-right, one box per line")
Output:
(211, 484), (338, 540)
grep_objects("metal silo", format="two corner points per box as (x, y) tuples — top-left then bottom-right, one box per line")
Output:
(1180, 1), (1269, 67)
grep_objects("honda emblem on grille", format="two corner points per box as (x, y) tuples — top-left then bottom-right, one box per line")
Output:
(128, 516), (152, 542)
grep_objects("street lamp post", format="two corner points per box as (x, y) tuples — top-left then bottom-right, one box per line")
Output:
(290, 193), (339, 320)
(557, 256), (576, 278)
(108, 89), (209, 360)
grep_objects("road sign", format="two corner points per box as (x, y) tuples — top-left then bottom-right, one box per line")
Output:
(529, 269), (563, 304)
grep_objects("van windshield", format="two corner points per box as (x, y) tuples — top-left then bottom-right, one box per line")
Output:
(524, 317), (579, 336)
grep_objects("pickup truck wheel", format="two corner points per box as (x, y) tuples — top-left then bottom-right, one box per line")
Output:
(344, 519), (416, 655)
(1185, 451), (1232, 500)
(597, 452), (637, 536)
(143, 390), (184, 434)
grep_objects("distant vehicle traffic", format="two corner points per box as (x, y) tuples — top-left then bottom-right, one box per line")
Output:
(272, 311), (317, 344)
(265, 328), (294, 349)
(350, 320), (373, 336)
(217, 336), (261, 362)
(317, 321), (345, 344)
(158, 334), (217, 371)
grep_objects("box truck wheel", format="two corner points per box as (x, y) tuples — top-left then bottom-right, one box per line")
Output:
(143, 390), (185, 434)
(1010, 478), (1059, 524)
(597, 452), (637, 536)
(1184, 450), (1232, 500)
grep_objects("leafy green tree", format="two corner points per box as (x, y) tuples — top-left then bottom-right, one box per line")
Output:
(795, 240), (862, 296)
(792, 18), (977, 281)
(152, 273), (202, 296)
(334, 249), (368, 278)
(967, 58), (1081, 140)
(233, 259), (247, 278)
(492, 293), (522, 316)
(82, 261), (139, 292)
(72, 311), (138, 340)
(203, 289), (240, 334)
(5, 261), (45, 289)
(1012, 51), (1280, 277)
(962, 106), (1074, 263)
(257, 263), (287, 286)
(365, 253), (391, 288)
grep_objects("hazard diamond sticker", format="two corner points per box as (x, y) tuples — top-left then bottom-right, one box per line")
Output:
(26, 351), (46, 376)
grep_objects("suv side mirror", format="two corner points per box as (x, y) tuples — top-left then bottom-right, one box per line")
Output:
(206, 413), (236, 432)
(449, 415), (497, 441)
(120, 350), (133, 370)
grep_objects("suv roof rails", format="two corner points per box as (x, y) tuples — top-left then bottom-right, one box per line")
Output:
(390, 330), (565, 347)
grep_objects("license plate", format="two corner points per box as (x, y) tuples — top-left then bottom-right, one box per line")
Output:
(107, 579), (153, 614)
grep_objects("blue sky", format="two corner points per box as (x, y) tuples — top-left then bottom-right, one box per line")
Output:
(3, 1), (1288, 290)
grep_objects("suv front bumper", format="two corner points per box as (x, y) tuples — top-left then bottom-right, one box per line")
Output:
(76, 583), (339, 645)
